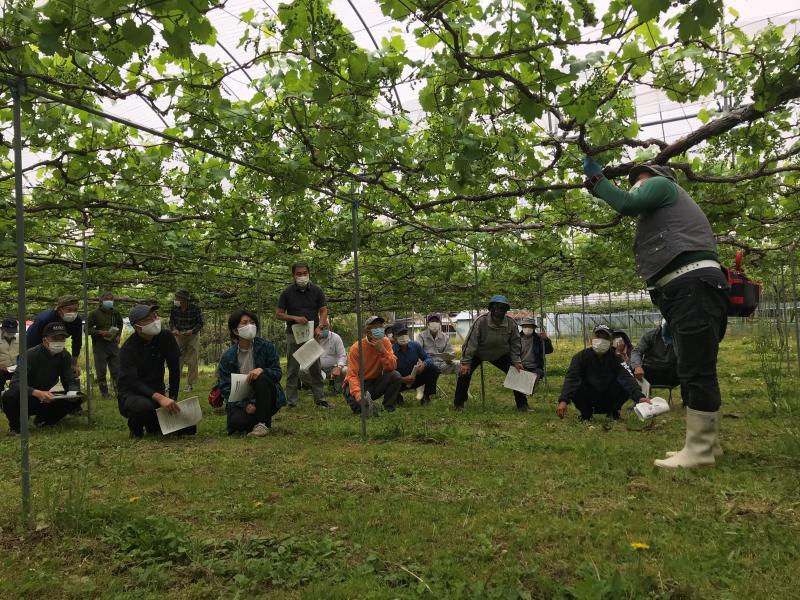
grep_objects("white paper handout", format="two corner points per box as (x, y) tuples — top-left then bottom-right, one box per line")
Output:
(639, 377), (651, 398)
(433, 352), (455, 362)
(228, 373), (251, 403)
(157, 396), (203, 434)
(503, 368), (537, 395)
(634, 396), (670, 422)
(293, 339), (325, 371)
(291, 322), (314, 344)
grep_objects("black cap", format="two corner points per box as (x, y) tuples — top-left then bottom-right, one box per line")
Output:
(43, 321), (70, 338)
(393, 325), (409, 336)
(175, 289), (191, 300)
(1, 318), (18, 332)
(129, 304), (159, 326)
(593, 324), (613, 337)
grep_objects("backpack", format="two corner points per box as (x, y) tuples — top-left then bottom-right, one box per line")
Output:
(722, 251), (761, 317)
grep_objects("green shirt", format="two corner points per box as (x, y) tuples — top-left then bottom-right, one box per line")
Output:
(593, 176), (718, 284)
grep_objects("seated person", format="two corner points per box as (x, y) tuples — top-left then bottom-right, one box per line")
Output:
(519, 316), (553, 384)
(612, 329), (634, 367)
(344, 316), (402, 414)
(392, 325), (439, 405)
(117, 304), (195, 438)
(455, 295), (528, 411)
(2, 322), (80, 433)
(416, 314), (459, 375)
(217, 309), (286, 437)
(556, 325), (650, 421)
(301, 322), (347, 393)
(0, 318), (20, 390)
(631, 320), (679, 388)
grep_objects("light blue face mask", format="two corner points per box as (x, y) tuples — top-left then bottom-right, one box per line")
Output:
(320, 329), (330, 339)
(102, 300), (114, 309)
(661, 322), (673, 346)
(371, 327), (385, 339)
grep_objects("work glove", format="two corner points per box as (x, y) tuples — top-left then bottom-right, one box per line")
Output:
(582, 156), (603, 179)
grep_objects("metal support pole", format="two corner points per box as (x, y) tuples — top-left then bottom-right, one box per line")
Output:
(473, 250), (484, 406)
(607, 279), (613, 326)
(791, 244), (800, 378)
(352, 195), (366, 440)
(81, 219), (92, 423)
(11, 78), (31, 524)
(781, 265), (791, 369)
(580, 275), (587, 347)
(538, 276), (547, 389)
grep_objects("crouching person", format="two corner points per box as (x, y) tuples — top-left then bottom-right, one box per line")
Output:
(2, 322), (80, 433)
(118, 304), (194, 438)
(217, 309), (286, 436)
(556, 325), (650, 421)
(344, 316), (402, 414)
(392, 325), (438, 405)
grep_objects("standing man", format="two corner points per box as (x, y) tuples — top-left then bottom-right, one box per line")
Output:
(119, 304), (193, 438)
(584, 158), (729, 468)
(519, 316), (553, 385)
(454, 295), (527, 411)
(27, 295), (84, 381)
(276, 262), (330, 408)
(169, 289), (203, 392)
(87, 292), (124, 399)
(0, 318), (20, 390)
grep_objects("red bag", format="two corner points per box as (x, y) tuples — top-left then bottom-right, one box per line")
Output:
(722, 251), (761, 317)
(208, 386), (223, 408)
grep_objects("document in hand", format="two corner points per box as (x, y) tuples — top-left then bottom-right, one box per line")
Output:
(291, 322), (314, 344)
(633, 397), (670, 422)
(503, 368), (537, 395)
(293, 339), (324, 371)
(639, 377), (651, 398)
(107, 326), (120, 338)
(156, 396), (203, 434)
(51, 390), (83, 402)
(434, 352), (455, 362)
(228, 373), (251, 403)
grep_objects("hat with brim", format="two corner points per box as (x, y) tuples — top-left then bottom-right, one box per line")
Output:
(426, 314), (441, 323)
(364, 316), (385, 328)
(129, 304), (159, 326)
(43, 321), (70, 338)
(520, 317), (537, 327)
(628, 164), (677, 185)
(56, 295), (80, 309)
(1, 318), (18, 333)
(175, 289), (191, 300)
(593, 324), (613, 338)
(393, 325), (409, 336)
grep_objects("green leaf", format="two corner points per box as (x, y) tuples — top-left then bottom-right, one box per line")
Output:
(121, 21), (154, 48)
(162, 25), (192, 58)
(416, 33), (439, 49)
(517, 97), (544, 123)
(631, 0), (670, 22)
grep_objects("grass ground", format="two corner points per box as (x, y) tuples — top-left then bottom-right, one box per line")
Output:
(0, 335), (798, 599)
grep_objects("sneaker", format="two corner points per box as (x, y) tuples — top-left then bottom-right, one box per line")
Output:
(316, 400), (333, 409)
(395, 394), (405, 407)
(384, 404), (396, 413)
(185, 384), (193, 392)
(129, 426), (144, 439)
(248, 422), (270, 437)
(453, 404), (465, 412)
(420, 395), (431, 406)
(516, 405), (530, 412)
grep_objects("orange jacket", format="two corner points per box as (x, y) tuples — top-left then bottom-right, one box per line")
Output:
(345, 337), (397, 400)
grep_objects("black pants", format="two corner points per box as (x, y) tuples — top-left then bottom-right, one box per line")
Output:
(649, 268), (729, 412)
(227, 375), (278, 434)
(344, 371), (403, 413)
(643, 365), (680, 389)
(572, 382), (628, 420)
(400, 365), (439, 397)
(119, 392), (197, 437)
(454, 354), (528, 409)
(1, 389), (74, 432)
(92, 338), (120, 392)
(0, 370), (12, 390)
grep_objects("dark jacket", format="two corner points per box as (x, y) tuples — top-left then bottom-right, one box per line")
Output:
(216, 337), (286, 409)
(391, 341), (434, 377)
(118, 330), (181, 403)
(6, 345), (77, 400)
(631, 327), (677, 372)
(87, 306), (124, 343)
(520, 332), (553, 371)
(559, 348), (644, 404)
(27, 308), (83, 358)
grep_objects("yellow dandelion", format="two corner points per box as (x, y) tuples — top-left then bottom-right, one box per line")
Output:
(128, 496), (141, 503)
(630, 542), (650, 551)
(254, 501), (264, 508)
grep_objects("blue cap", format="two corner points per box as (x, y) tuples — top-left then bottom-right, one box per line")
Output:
(488, 294), (510, 307)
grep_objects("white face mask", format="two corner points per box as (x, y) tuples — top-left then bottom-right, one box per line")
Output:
(139, 319), (162, 336)
(428, 322), (441, 334)
(295, 275), (310, 287)
(47, 341), (65, 354)
(522, 327), (535, 336)
(591, 338), (611, 354)
(396, 334), (410, 345)
(238, 323), (257, 340)
(61, 312), (78, 323)
(174, 300), (181, 307)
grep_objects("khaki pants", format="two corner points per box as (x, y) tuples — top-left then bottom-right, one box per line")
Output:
(176, 333), (200, 386)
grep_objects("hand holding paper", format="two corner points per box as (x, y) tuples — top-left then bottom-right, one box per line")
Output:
(157, 396), (203, 434)
(634, 397), (670, 421)
(503, 368), (537, 395)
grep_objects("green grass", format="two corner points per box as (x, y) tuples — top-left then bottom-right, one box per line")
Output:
(0, 335), (798, 599)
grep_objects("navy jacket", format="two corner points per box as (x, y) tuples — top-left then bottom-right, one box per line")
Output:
(391, 341), (433, 377)
(27, 308), (83, 358)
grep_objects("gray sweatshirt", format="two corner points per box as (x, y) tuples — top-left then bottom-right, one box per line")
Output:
(460, 314), (521, 364)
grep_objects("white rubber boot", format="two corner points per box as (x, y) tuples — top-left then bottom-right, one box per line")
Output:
(654, 408), (718, 469)
(666, 415), (723, 458)
(415, 385), (425, 401)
